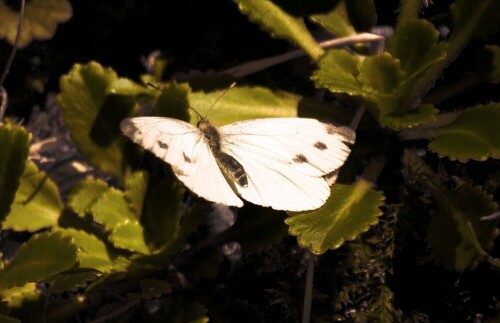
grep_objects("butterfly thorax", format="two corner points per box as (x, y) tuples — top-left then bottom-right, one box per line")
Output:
(198, 119), (248, 188)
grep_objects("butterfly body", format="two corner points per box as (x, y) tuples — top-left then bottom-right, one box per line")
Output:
(121, 117), (355, 211)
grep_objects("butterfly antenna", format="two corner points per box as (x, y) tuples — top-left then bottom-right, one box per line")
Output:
(146, 82), (203, 120)
(204, 82), (237, 118)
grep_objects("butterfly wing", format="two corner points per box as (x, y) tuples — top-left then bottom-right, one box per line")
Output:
(120, 117), (243, 207)
(219, 118), (355, 211)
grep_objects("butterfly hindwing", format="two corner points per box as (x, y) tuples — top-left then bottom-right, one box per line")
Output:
(219, 118), (355, 211)
(120, 117), (243, 207)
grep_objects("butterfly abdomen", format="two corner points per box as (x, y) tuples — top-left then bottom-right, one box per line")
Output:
(199, 119), (248, 188)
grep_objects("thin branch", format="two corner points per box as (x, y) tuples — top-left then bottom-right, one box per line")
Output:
(0, 0), (26, 86)
(0, 0), (26, 123)
(301, 251), (316, 323)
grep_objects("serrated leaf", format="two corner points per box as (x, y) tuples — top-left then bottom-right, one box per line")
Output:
(228, 205), (287, 253)
(451, 0), (500, 40)
(110, 221), (150, 254)
(89, 188), (150, 254)
(381, 104), (438, 129)
(107, 78), (151, 96)
(0, 232), (78, 288)
(358, 53), (404, 95)
(125, 171), (148, 217)
(233, 0), (323, 60)
(56, 228), (116, 272)
(57, 61), (138, 182)
(67, 178), (110, 217)
(0, 123), (30, 223)
(0, 0), (72, 48)
(46, 268), (101, 293)
(429, 103), (500, 162)
(2, 161), (63, 231)
(310, 2), (356, 37)
(312, 49), (365, 97)
(286, 180), (384, 254)
(387, 19), (448, 79)
(0, 283), (40, 307)
(429, 185), (498, 271)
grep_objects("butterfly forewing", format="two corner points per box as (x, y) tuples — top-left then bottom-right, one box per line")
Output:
(120, 117), (243, 207)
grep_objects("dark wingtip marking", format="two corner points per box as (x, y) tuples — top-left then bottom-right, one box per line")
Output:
(314, 141), (327, 150)
(293, 154), (308, 163)
(183, 153), (192, 163)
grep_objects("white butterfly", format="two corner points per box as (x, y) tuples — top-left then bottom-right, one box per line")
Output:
(120, 116), (355, 211)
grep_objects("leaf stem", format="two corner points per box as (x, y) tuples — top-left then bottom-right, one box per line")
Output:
(301, 251), (316, 323)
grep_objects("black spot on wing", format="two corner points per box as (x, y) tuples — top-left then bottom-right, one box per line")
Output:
(314, 141), (327, 150)
(293, 154), (308, 163)
(158, 142), (169, 149)
(183, 153), (192, 163)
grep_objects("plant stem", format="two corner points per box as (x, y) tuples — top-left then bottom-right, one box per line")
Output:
(301, 251), (316, 323)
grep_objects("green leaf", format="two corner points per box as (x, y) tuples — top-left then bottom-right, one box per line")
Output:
(358, 53), (404, 95)
(57, 61), (138, 182)
(125, 171), (149, 217)
(0, 0), (72, 48)
(381, 104), (438, 130)
(387, 19), (448, 79)
(0, 283), (40, 308)
(0, 123), (30, 223)
(67, 178), (110, 217)
(89, 188), (150, 254)
(429, 185), (498, 271)
(107, 77), (151, 96)
(451, 0), (500, 40)
(312, 49), (365, 97)
(286, 180), (384, 254)
(429, 103), (500, 162)
(0, 232), (78, 288)
(344, 0), (377, 32)
(190, 85), (314, 126)
(56, 228), (117, 272)
(111, 221), (150, 254)
(46, 268), (101, 294)
(2, 161), (63, 231)
(310, 2), (356, 37)
(233, 0), (324, 60)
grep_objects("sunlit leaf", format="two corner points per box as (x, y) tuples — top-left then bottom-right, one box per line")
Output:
(310, 2), (356, 37)
(0, 283), (40, 307)
(190, 85), (353, 126)
(56, 228), (117, 272)
(89, 188), (150, 254)
(233, 0), (323, 60)
(0, 232), (78, 288)
(0, 0), (72, 48)
(429, 103), (500, 162)
(125, 171), (148, 217)
(2, 161), (63, 231)
(0, 123), (30, 223)
(358, 53), (404, 95)
(286, 180), (384, 254)
(387, 19), (447, 79)
(153, 82), (191, 121)
(66, 178), (110, 217)
(57, 61), (138, 182)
